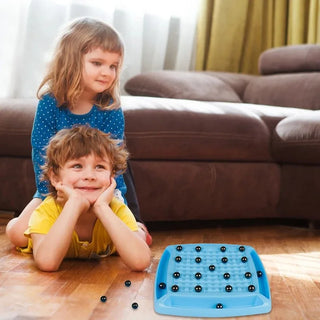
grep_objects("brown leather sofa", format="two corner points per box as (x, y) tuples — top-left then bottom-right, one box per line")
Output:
(1, 45), (320, 223)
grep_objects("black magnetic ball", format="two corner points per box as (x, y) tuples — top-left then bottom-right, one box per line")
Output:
(195, 285), (202, 292)
(239, 246), (245, 252)
(195, 257), (202, 263)
(100, 295), (107, 303)
(195, 246), (202, 252)
(171, 284), (179, 292)
(176, 245), (183, 251)
(225, 285), (233, 292)
(248, 284), (255, 292)
(216, 303), (223, 309)
(195, 272), (202, 279)
(125, 280), (131, 287)
(241, 256), (248, 263)
(159, 282), (166, 289)
(173, 271), (180, 278)
(245, 272), (252, 279)
(221, 257), (228, 263)
(175, 256), (182, 262)
(209, 264), (215, 271)
(132, 302), (139, 309)
(257, 270), (263, 277)
(223, 272), (230, 279)
(220, 246), (226, 252)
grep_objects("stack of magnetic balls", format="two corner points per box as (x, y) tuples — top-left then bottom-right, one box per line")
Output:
(100, 280), (138, 310)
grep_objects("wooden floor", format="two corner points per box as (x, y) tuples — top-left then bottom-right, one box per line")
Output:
(0, 216), (319, 320)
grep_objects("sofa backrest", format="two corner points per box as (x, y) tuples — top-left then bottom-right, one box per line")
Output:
(243, 44), (320, 110)
(258, 44), (320, 75)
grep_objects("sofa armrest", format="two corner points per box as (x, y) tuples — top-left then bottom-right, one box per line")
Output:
(124, 70), (243, 103)
(259, 44), (320, 75)
(0, 98), (37, 157)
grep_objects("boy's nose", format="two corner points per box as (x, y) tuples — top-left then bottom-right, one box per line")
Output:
(83, 168), (96, 180)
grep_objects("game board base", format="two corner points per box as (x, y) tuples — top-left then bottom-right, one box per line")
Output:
(154, 243), (271, 318)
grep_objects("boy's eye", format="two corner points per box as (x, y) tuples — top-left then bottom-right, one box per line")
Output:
(72, 164), (82, 169)
(96, 164), (106, 169)
(110, 64), (118, 70)
(92, 61), (101, 66)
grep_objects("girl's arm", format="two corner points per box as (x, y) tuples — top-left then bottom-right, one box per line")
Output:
(107, 108), (127, 200)
(31, 95), (58, 197)
(31, 187), (89, 272)
(93, 179), (151, 271)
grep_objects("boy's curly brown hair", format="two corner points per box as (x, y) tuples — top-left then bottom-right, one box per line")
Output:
(42, 125), (129, 197)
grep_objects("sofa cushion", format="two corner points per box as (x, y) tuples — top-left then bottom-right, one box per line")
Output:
(122, 96), (272, 162)
(124, 71), (242, 102)
(259, 44), (320, 75)
(272, 112), (320, 164)
(204, 71), (256, 101)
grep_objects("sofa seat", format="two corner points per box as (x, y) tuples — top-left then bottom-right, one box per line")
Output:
(120, 96), (320, 222)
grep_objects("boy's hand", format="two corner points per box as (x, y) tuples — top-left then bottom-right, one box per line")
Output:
(93, 177), (116, 210)
(55, 182), (90, 211)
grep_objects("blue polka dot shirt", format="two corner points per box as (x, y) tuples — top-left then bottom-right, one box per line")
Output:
(31, 94), (127, 200)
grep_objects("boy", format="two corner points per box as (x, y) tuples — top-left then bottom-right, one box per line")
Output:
(18, 125), (151, 272)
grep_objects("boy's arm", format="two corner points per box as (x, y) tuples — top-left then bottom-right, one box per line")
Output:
(93, 179), (151, 271)
(31, 192), (89, 272)
(94, 204), (151, 271)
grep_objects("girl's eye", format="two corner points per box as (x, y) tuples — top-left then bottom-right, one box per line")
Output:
(92, 61), (101, 66)
(72, 164), (82, 169)
(110, 64), (118, 70)
(96, 164), (105, 169)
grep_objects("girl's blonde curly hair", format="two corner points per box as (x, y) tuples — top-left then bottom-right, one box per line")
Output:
(37, 17), (124, 110)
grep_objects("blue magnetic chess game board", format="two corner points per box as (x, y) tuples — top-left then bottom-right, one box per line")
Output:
(154, 243), (271, 318)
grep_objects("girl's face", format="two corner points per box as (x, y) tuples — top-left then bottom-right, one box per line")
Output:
(81, 47), (120, 99)
(52, 153), (112, 205)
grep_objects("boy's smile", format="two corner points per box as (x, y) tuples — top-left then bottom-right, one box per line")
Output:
(53, 153), (112, 204)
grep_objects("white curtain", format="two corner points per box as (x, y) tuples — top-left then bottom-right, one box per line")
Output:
(0, 0), (199, 98)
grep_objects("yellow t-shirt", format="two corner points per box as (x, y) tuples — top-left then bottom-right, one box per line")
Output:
(21, 196), (138, 259)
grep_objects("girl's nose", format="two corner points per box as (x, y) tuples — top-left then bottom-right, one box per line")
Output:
(101, 65), (113, 77)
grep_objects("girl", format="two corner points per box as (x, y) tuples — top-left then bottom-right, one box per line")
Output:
(6, 17), (152, 248)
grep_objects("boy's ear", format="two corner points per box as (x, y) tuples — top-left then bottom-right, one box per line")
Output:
(48, 169), (60, 187)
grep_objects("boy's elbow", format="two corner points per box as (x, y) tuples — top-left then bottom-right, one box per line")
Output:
(35, 257), (61, 272)
(6, 218), (28, 248)
(131, 250), (151, 271)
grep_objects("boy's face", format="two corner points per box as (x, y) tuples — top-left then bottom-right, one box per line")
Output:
(51, 152), (113, 205)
